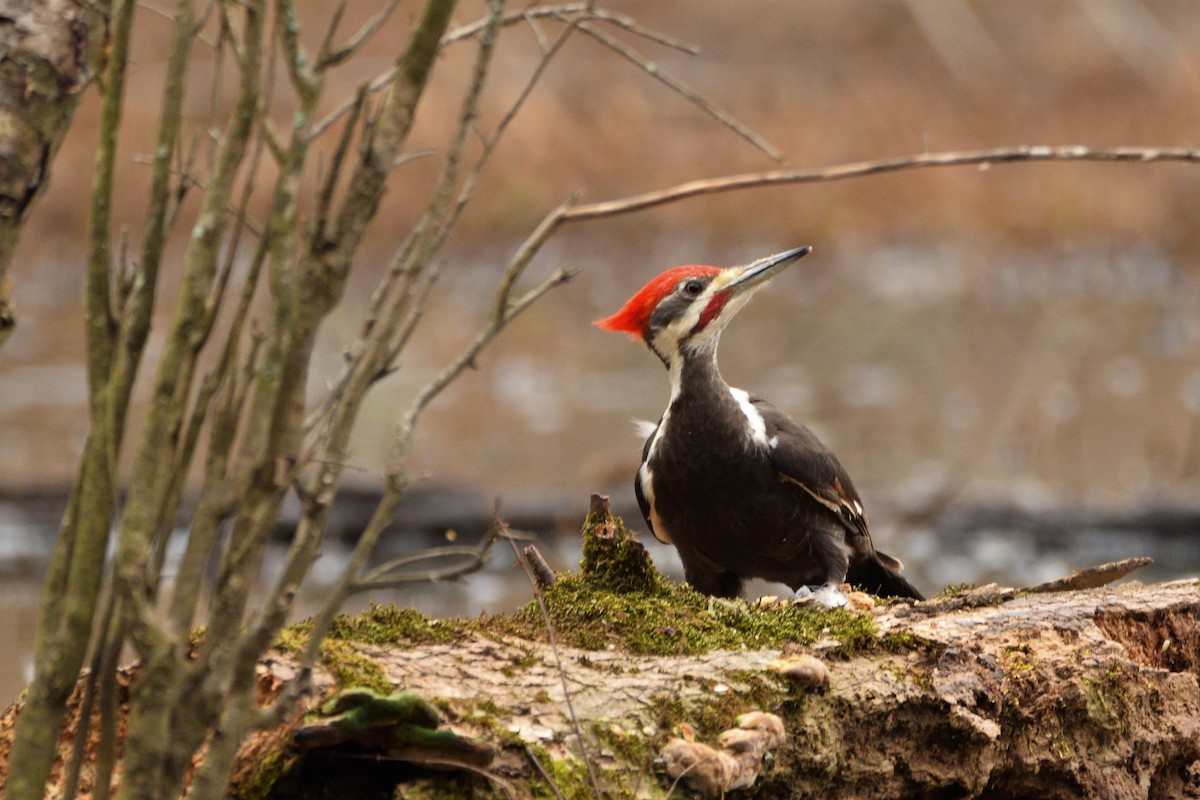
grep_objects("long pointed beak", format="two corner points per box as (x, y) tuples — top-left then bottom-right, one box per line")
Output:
(725, 245), (811, 295)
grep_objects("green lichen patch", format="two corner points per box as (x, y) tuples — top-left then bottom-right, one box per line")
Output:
(277, 602), (468, 654)
(527, 745), (604, 800)
(578, 504), (661, 594)
(275, 604), (476, 693)
(329, 602), (465, 646)
(318, 639), (392, 693)
(230, 733), (300, 800)
(1081, 662), (1136, 737)
(494, 569), (878, 656)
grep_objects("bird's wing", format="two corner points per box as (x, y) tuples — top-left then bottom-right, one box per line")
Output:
(634, 462), (652, 530)
(634, 421), (671, 543)
(753, 396), (873, 548)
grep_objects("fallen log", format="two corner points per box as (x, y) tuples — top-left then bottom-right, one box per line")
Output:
(2, 499), (1198, 799)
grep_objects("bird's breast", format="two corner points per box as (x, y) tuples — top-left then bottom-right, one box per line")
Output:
(643, 391), (782, 529)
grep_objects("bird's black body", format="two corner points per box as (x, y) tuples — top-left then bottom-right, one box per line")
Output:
(597, 246), (923, 604)
(636, 346), (922, 600)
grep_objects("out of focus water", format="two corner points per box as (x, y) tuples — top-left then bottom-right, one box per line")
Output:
(3, 489), (1200, 707)
(5, 242), (1200, 706)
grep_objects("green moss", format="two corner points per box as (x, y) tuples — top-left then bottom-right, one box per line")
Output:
(497, 571), (878, 655)
(874, 630), (946, 657)
(318, 639), (392, 693)
(278, 506), (912, 669)
(274, 624), (308, 655)
(277, 602), (468, 656)
(528, 746), (596, 800)
(329, 602), (463, 646)
(475, 698), (505, 717)
(592, 721), (653, 770)
(938, 582), (975, 597)
(487, 505), (884, 655)
(234, 748), (298, 800)
(499, 643), (543, 677)
(579, 507), (662, 594)
(277, 624), (395, 695)
(1082, 662), (1132, 736)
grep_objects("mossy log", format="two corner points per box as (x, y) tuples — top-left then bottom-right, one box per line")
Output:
(238, 578), (1200, 799)
(2, 501), (1199, 799)
(235, 501), (1200, 799)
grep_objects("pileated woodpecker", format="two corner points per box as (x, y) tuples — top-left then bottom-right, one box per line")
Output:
(594, 246), (923, 607)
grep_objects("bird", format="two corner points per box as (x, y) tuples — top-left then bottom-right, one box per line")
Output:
(593, 246), (923, 607)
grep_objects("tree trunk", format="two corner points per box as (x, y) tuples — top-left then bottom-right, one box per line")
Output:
(0, 0), (103, 350)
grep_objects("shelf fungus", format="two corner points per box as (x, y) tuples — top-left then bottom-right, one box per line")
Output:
(766, 652), (830, 689)
(661, 711), (786, 796)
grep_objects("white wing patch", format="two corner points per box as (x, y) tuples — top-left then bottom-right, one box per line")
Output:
(729, 387), (769, 447)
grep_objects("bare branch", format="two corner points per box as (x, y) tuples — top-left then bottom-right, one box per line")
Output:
(442, 2), (589, 44)
(562, 145), (1200, 222)
(352, 530), (509, 591)
(313, 2), (695, 138)
(389, 198), (574, 469)
(423, 1), (584, 257)
(441, 2), (696, 51)
(585, 7), (699, 54)
(275, 0), (318, 103)
(309, 86), (367, 252)
(313, 0), (349, 71)
(576, 20), (784, 162)
(318, 0), (404, 70)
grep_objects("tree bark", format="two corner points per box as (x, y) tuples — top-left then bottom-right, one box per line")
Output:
(246, 578), (1200, 799)
(0, 0), (104, 350)
(2, 575), (1198, 798)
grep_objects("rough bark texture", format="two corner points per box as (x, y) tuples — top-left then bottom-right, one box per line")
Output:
(2, 576), (1198, 798)
(0, 0), (101, 347)
(249, 577), (1200, 799)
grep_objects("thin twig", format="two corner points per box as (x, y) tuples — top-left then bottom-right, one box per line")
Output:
(576, 20), (783, 162)
(562, 145), (1200, 222)
(319, 0), (403, 69)
(313, 0), (348, 70)
(424, 1), (585, 258)
(522, 544), (558, 589)
(389, 265), (572, 468)
(313, 2), (696, 137)
(509, 535), (603, 800)
(526, 745), (568, 800)
(354, 537), (504, 589)
(442, 2), (587, 44)
(586, 7), (698, 53)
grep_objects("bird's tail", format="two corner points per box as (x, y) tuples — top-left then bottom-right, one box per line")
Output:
(847, 550), (924, 601)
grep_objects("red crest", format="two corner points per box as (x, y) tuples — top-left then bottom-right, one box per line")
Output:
(593, 265), (721, 341)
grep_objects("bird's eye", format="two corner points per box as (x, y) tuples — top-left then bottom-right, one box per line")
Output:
(682, 279), (704, 297)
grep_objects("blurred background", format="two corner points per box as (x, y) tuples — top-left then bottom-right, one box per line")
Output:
(2, 1), (1200, 704)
